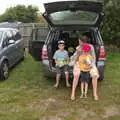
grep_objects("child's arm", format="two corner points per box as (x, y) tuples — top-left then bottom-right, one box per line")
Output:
(53, 51), (59, 64)
(64, 51), (70, 65)
(64, 51), (69, 60)
(87, 55), (95, 68)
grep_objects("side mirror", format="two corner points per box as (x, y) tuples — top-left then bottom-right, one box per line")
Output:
(9, 40), (15, 44)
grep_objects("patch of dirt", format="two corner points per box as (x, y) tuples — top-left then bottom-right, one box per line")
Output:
(76, 108), (99, 120)
(27, 98), (74, 118)
(27, 98), (59, 113)
(40, 115), (62, 120)
(58, 111), (71, 117)
(102, 105), (120, 118)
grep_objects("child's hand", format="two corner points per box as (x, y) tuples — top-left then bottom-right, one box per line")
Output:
(55, 61), (59, 64)
(88, 64), (92, 68)
(86, 57), (92, 65)
(64, 55), (69, 61)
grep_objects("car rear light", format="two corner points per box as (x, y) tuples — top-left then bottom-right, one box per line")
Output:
(41, 45), (48, 59)
(98, 46), (106, 60)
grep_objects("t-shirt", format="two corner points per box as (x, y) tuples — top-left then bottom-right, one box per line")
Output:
(79, 54), (93, 72)
(53, 50), (69, 67)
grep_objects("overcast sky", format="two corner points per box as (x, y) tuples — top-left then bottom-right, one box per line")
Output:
(0, 0), (68, 15)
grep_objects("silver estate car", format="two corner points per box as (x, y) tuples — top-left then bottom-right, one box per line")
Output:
(30, 1), (106, 80)
(0, 28), (24, 80)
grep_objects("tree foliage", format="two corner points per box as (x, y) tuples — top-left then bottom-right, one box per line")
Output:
(0, 5), (39, 23)
(102, 0), (120, 45)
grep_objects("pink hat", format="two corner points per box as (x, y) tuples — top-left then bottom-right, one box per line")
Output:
(82, 44), (91, 53)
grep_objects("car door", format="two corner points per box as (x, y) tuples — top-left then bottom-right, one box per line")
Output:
(43, 1), (104, 28)
(2, 31), (16, 66)
(12, 30), (24, 60)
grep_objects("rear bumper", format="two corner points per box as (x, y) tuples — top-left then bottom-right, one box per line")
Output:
(42, 60), (105, 79)
(42, 60), (73, 77)
(42, 60), (56, 77)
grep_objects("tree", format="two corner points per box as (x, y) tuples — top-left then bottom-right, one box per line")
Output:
(102, 0), (120, 45)
(0, 5), (39, 23)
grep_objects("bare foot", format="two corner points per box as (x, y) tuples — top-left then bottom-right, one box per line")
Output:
(80, 94), (84, 98)
(71, 96), (75, 101)
(84, 94), (88, 98)
(54, 83), (59, 88)
(94, 95), (99, 101)
(66, 83), (71, 87)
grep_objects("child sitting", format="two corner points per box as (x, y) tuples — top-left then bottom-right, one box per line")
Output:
(53, 40), (70, 88)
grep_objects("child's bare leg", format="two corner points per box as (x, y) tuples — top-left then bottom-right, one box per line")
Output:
(65, 72), (70, 87)
(71, 73), (80, 100)
(80, 82), (84, 98)
(84, 82), (88, 98)
(54, 73), (61, 87)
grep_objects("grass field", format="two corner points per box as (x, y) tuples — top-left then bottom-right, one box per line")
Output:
(0, 52), (120, 120)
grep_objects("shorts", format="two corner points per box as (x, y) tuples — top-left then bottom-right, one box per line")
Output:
(80, 71), (90, 83)
(56, 65), (69, 74)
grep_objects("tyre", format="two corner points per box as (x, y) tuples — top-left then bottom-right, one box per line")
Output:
(0, 61), (9, 80)
(98, 72), (104, 81)
(21, 55), (25, 61)
(98, 67), (105, 81)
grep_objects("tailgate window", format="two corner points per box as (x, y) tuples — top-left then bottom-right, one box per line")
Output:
(49, 10), (98, 25)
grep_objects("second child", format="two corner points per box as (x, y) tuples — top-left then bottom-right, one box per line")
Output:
(53, 40), (70, 88)
(79, 44), (93, 98)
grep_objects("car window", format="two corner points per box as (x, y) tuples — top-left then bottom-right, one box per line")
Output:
(0, 31), (3, 41)
(12, 30), (21, 41)
(2, 32), (9, 48)
(2, 31), (13, 48)
(35, 27), (49, 41)
(49, 10), (98, 25)
(7, 31), (12, 40)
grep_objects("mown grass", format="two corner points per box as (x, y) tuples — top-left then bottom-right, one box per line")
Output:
(0, 52), (119, 120)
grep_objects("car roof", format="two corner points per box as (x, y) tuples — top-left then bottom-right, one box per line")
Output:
(0, 28), (18, 32)
(0, 22), (20, 28)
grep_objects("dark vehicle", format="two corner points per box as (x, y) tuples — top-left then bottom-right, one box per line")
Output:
(29, 1), (106, 80)
(0, 28), (24, 80)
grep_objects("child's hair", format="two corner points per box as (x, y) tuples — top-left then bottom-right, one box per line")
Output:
(79, 36), (89, 43)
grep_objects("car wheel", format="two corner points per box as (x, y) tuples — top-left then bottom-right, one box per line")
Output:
(21, 56), (25, 61)
(0, 61), (9, 80)
(98, 74), (104, 81)
(98, 70), (104, 81)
